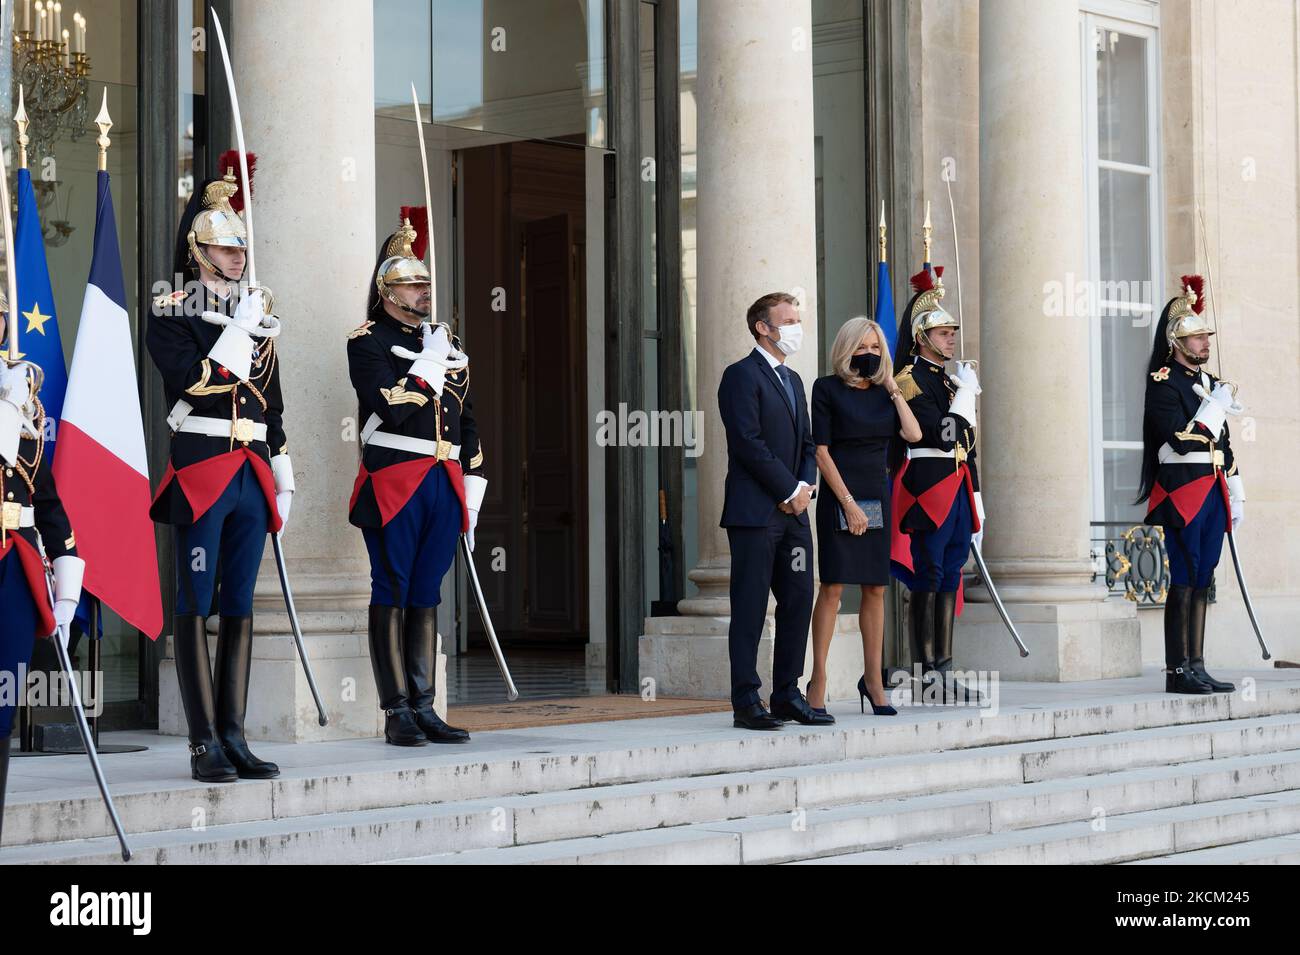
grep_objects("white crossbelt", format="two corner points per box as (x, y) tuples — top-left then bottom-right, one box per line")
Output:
(360, 414), (459, 460)
(907, 447), (956, 460)
(0, 503), (36, 529)
(175, 416), (267, 442)
(1158, 443), (1220, 466)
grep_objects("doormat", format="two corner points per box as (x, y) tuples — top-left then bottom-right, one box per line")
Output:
(446, 695), (731, 732)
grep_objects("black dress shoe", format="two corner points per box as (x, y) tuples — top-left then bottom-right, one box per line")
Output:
(733, 702), (782, 730)
(412, 706), (471, 743)
(770, 695), (836, 726)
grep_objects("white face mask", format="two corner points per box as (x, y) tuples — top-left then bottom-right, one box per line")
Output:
(768, 321), (803, 357)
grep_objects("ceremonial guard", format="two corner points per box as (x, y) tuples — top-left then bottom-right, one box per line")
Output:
(889, 266), (984, 702)
(147, 160), (293, 781)
(1137, 275), (1243, 695)
(0, 305), (85, 839)
(347, 217), (482, 745)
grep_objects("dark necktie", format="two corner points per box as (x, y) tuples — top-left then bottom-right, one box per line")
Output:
(775, 363), (797, 416)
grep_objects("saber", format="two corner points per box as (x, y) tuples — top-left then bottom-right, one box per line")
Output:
(970, 541), (1030, 657)
(272, 533), (329, 725)
(410, 82), (438, 325)
(210, 10), (259, 292)
(460, 536), (519, 700)
(1227, 531), (1271, 660)
(944, 173), (965, 360)
(35, 534), (132, 861)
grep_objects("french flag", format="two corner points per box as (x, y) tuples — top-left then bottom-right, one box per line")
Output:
(52, 171), (162, 640)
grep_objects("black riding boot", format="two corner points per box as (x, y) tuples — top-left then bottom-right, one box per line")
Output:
(910, 590), (938, 701)
(214, 615), (280, 779)
(935, 589), (981, 703)
(173, 614), (240, 781)
(367, 605), (427, 746)
(0, 735), (11, 847)
(1188, 586), (1235, 692)
(404, 606), (470, 743)
(1164, 585), (1212, 694)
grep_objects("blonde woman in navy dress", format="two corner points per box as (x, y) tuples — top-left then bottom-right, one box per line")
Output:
(808, 317), (921, 716)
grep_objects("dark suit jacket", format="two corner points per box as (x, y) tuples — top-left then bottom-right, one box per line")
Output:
(718, 348), (817, 527)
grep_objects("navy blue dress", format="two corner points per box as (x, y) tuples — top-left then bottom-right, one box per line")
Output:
(811, 374), (898, 585)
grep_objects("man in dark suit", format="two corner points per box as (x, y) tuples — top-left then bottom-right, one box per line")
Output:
(718, 292), (833, 730)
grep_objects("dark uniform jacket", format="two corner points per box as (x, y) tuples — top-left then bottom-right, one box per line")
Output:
(1, 417), (78, 635)
(146, 283), (285, 530)
(346, 311), (484, 528)
(892, 354), (980, 535)
(1143, 361), (1236, 529)
(717, 349), (817, 528)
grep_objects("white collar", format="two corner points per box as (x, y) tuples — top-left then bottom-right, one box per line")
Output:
(753, 344), (784, 371)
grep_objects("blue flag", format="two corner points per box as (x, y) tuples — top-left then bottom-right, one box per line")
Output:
(875, 260), (897, 355)
(15, 167), (67, 446)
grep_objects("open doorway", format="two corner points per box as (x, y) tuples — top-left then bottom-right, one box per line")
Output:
(450, 138), (604, 702)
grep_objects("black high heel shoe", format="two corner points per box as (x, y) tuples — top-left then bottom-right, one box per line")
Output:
(857, 676), (897, 716)
(804, 680), (831, 718)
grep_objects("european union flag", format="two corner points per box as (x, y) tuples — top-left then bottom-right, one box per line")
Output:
(15, 167), (67, 446)
(875, 259), (897, 355)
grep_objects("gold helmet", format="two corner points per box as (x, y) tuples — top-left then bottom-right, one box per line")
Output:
(1165, 274), (1214, 355)
(907, 266), (958, 346)
(375, 218), (432, 315)
(187, 168), (248, 277)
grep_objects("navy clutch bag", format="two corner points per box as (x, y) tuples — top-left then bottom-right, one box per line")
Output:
(836, 498), (884, 531)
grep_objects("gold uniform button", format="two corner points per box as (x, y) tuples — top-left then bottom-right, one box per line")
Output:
(4, 468), (11, 477)
(239, 397), (246, 405)
(6, 491), (13, 500)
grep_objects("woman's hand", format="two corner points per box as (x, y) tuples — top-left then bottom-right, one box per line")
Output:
(879, 370), (897, 394)
(844, 499), (868, 535)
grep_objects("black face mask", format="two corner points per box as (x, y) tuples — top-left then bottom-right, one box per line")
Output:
(850, 353), (881, 378)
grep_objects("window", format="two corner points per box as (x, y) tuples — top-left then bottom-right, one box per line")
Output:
(1081, 4), (1162, 525)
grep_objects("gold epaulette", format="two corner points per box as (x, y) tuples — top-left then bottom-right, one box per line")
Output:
(153, 289), (186, 313)
(895, 367), (921, 402)
(347, 321), (374, 340)
(1150, 366), (1170, 382)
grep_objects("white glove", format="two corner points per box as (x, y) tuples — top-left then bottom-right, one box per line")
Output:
(971, 491), (986, 550)
(207, 323), (255, 381)
(1227, 473), (1245, 530)
(949, 360), (981, 395)
(947, 361), (980, 425)
(407, 324), (454, 397)
(1191, 381), (1243, 439)
(0, 363), (37, 466)
(270, 453), (295, 531)
(52, 555), (85, 635)
(463, 474), (487, 552)
(276, 491), (293, 529)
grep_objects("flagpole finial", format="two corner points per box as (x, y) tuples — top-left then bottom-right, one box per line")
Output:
(15, 86), (30, 170)
(95, 86), (113, 171)
(922, 199), (932, 263)
(878, 200), (887, 262)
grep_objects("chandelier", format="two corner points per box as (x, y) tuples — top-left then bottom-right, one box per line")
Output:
(11, 1), (92, 162)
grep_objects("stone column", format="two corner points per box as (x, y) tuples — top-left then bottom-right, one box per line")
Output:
(967, 0), (1139, 679)
(640, 0), (820, 698)
(160, 2), (443, 739)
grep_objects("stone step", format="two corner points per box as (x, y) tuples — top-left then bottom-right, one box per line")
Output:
(9, 709), (1300, 851)
(12, 743), (1300, 866)
(793, 790), (1300, 865)
(380, 750), (1300, 866)
(1121, 833), (1300, 865)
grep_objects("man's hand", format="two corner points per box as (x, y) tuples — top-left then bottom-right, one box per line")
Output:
(789, 485), (813, 516)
